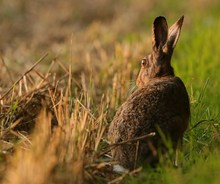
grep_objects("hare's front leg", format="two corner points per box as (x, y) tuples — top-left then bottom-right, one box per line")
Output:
(174, 138), (183, 167)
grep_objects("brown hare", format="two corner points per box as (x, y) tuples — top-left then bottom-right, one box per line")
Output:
(108, 16), (190, 170)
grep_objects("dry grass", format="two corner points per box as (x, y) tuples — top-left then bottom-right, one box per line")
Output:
(0, 52), (140, 183)
(3, 111), (57, 184)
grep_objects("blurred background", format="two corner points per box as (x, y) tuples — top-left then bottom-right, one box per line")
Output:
(0, 0), (219, 102)
(0, 0), (218, 59)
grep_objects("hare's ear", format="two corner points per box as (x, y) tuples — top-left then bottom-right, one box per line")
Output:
(152, 16), (168, 52)
(166, 16), (184, 53)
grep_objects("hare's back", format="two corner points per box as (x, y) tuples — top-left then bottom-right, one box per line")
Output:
(109, 77), (190, 142)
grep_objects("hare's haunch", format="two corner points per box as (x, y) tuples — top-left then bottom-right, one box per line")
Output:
(108, 16), (190, 169)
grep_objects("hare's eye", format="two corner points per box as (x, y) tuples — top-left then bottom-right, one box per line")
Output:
(141, 59), (146, 66)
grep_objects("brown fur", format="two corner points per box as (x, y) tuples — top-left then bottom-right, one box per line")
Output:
(108, 16), (190, 169)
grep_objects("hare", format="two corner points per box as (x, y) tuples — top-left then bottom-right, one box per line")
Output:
(108, 16), (190, 170)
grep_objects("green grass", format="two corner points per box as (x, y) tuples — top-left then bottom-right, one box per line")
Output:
(125, 6), (220, 184)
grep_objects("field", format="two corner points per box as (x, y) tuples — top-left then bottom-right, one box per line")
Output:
(0, 0), (220, 183)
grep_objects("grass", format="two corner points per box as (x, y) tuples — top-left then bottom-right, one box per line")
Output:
(0, 0), (220, 183)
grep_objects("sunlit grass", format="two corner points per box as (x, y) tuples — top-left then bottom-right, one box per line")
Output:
(126, 10), (220, 184)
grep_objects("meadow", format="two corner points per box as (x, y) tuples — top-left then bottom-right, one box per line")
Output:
(0, 0), (220, 183)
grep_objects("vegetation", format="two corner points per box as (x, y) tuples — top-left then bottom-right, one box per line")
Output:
(0, 0), (220, 183)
